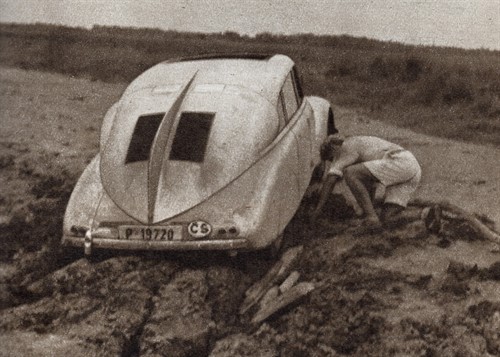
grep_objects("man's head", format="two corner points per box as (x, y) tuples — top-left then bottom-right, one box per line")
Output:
(320, 134), (345, 161)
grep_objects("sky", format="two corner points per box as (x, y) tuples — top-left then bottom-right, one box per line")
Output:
(0, 0), (499, 50)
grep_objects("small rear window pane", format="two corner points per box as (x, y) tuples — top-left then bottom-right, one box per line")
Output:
(169, 112), (214, 162)
(283, 73), (299, 119)
(125, 113), (164, 164)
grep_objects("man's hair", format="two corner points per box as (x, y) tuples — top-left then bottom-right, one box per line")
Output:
(320, 134), (345, 161)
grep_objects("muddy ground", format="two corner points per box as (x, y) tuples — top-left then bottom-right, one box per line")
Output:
(1, 67), (499, 356)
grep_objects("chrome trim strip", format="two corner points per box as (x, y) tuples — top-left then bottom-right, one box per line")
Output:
(84, 230), (93, 256)
(62, 236), (248, 251)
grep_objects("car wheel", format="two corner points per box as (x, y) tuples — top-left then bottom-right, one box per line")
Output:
(327, 107), (337, 135)
(263, 234), (284, 260)
(310, 160), (325, 185)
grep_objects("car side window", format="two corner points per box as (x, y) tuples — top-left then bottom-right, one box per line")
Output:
(292, 66), (304, 101)
(282, 72), (299, 121)
(277, 93), (287, 130)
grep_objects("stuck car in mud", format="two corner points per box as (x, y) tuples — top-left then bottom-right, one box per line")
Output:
(62, 54), (336, 256)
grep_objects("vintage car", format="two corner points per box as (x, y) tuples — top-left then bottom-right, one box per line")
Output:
(62, 54), (337, 256)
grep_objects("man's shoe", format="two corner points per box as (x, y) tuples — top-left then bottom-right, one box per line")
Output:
(350, 217), (384, 235)
(422, 204), (442, 233)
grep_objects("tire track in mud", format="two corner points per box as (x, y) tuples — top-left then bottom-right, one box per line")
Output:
(134, 257), (267, 356)
(2, 256), (177, 356)
(1, 251), (262, 356)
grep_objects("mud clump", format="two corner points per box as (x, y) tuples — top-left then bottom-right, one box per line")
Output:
(0, 153), (15, 169)
(467, 301), (500, 355)
(140, 269), (212, 356)
(484, 261), (500, 281)
(205, 265), (250, 336)
(1, 257), (161, 356)
(1, 249), (257, 356)
(0, 157), (77, 261)
(210, 333), (276, 357)
(446, 260), (500, 282)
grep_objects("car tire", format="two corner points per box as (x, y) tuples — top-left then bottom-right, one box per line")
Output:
(310, 161), (325, 185)
(327, 107), (337, 135)
(262, 234), (284, 260)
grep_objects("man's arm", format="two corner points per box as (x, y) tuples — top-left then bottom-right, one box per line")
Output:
(328, 144), (359, 177)
(309, 173), (341, 224)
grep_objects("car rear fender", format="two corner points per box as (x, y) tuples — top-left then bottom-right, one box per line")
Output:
(99, 103), (118, 150)
(306, 96), (331, 163)
(157, 127), (303, 249)
(63, 156), (103, 236)
(232, 132), (303, 249)
(64, 155), (144, 237)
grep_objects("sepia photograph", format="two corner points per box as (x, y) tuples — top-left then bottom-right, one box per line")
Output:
(0, 0), (499, 355)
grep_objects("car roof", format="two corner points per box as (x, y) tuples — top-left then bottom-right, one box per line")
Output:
(168, 53), (274, 62)
(123, 53), (295, 101)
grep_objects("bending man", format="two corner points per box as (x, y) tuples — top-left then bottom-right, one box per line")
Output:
(310, 134), (421, 228)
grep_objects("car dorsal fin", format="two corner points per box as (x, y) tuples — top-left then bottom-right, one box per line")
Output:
(147, 72), (198, 223)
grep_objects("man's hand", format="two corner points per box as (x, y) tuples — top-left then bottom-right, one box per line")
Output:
(309, 174), (340, 227)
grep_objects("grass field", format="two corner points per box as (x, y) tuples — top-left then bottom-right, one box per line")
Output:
(1, 23), (499, 146)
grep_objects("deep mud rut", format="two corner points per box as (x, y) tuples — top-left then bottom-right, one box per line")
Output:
(1, 68), (500, 356)
(1, 251), (256, 356)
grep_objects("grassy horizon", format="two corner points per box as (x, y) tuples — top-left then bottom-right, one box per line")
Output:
(1, 22), (499, 146)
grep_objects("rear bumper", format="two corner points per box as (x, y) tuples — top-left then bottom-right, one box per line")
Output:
(62, 235), (249, 252)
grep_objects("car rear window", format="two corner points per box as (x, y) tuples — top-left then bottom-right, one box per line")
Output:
(125, 113), (164, 164)
(169, 112), (214, 163)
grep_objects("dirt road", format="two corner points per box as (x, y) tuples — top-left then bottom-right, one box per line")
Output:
(1, 67), (499, 356)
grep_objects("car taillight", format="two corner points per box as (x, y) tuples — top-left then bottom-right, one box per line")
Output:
(71, 225), (117, 239)
(214, 225), (239, 239)
(70, 225), (88, 237)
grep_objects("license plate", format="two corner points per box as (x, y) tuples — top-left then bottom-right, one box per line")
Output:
(118, 225), (183, 241)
